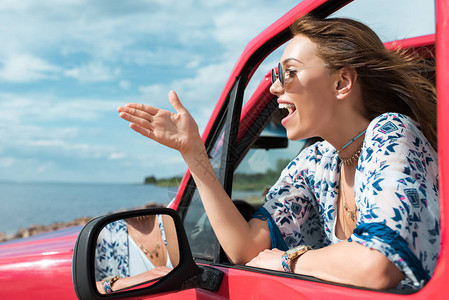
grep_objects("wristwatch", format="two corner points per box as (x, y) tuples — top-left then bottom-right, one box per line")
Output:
(102, 275), (120, 294)
(281, 245), (312, 272)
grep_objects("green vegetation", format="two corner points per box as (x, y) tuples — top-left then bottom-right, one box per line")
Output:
(144, 175), (183, 187)
(232, 158), (290, 191)
(145, 158), (291, 190)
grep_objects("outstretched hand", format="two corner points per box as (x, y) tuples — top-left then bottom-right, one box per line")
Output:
(118, 91), (201, 154)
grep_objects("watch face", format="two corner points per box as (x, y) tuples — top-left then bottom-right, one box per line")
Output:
(286, 245), (308, 255)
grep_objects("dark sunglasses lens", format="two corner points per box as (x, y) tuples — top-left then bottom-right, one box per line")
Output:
(271, 69), (276, 84)
(278, 63), (284, 86)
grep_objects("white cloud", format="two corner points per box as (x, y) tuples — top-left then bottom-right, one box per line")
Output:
(0, 92), (121, 124)
(0, 0), (295, 83)
(0, 157), (15, 167)
(0, 0), (83, 12)
(0, 54), (60, 82)
(136, 58), (234, 131)
(0, 157), (50, 178)
(109, 152), (125, 160)
(129, 147), (185, 170)
(20, 138), (117, 159)
(137, 84), (177, 111)
(0, 124), (79, 153)
(64, 62), (120, 82)
(119, 80), (131, 90)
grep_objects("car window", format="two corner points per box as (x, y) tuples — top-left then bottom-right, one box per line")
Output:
(232, 111), (308, 211)
(182, 189), (217, 261)
(182, 126), (227, 261)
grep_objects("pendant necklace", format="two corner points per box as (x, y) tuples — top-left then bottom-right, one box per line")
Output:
(128, 222), (161, 259)
(340, 191), (356, 238)
(340, 165), (357, 223)
(139, 241), (161, 259)
(343, 194), (357, 222)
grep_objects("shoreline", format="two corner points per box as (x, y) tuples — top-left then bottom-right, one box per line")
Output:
(0, 201), (166, 243)
(0, 192), (266, 244)
(0, 216), (93, 243)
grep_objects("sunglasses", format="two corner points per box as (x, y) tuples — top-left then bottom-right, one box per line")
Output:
(271, 62), (329, 88)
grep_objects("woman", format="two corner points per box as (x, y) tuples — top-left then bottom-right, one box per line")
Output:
(117, 15), (439, 290)
(95, 213), (179, 293)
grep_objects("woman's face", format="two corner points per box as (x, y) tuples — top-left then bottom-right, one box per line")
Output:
(270, 34), (338, 141)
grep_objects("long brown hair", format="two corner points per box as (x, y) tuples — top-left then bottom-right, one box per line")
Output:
(290, 15), (437, 150)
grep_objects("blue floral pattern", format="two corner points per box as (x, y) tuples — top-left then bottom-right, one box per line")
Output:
(254, 112), (439, 289)
(95, 219), (129, 281)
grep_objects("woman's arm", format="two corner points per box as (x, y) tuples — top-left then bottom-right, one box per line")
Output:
(181, 143), (271, 263)
(161, 215), (180, 266)
(118, 91), (270, 264)
(96, 267), (172, 294)
(296, 241), (404, 289)
(247, 240), (404, 289)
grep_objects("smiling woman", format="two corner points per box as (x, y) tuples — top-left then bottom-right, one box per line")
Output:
(118, 12), (438, 291)
(246, 15), (438, 290)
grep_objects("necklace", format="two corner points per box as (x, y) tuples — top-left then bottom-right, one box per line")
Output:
(339, 144), (363, 165)
(340, 167), (357, 223)
(139, 241), (161, 259)
(128, 223), (161, 259)
(337, 130), (366, 165)
(343, 200), (357, 222)
(340, 195), (356, 238)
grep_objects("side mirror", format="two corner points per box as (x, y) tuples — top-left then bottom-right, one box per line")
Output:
(72, 208), (220, 300)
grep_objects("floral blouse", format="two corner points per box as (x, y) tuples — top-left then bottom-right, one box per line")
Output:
(253, 112), (439, 290)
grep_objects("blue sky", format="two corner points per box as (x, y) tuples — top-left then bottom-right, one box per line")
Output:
(0, 0), (435, 184)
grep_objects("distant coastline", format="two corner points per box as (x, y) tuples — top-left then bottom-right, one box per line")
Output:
(144, 175), (184, 187)
(0, 201), (164, 243)
(144, 162), (287, 191)
(0, 216), (92, 243)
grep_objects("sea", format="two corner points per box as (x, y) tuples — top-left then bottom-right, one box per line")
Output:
(0, 181), (179, 236)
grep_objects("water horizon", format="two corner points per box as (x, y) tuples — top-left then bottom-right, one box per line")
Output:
(1, 181), (179, 236)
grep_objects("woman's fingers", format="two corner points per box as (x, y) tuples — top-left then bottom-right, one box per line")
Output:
(124, 103), (158, 115)
(118, 105), (154, 119)
(119, 110), (152, 130)
(168, 90), (186, 114)
(129, 122), (154, 139)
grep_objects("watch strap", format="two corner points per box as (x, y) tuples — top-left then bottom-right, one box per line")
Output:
(281, 253), (291, 272)
(102, 276), (119, 294)
(283, 245), (312, 273)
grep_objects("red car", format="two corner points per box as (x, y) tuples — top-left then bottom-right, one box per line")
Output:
(1, 0), (448, 299)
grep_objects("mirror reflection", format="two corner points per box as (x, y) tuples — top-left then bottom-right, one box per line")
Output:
(94, 213), (179, 294)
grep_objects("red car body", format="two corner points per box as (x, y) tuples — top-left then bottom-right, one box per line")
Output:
(1, 0), (448, 299)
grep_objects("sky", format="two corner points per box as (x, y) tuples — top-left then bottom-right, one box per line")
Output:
(0, 0), (435, 184)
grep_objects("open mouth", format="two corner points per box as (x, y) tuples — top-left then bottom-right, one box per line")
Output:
(279, 103), (297, 122)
